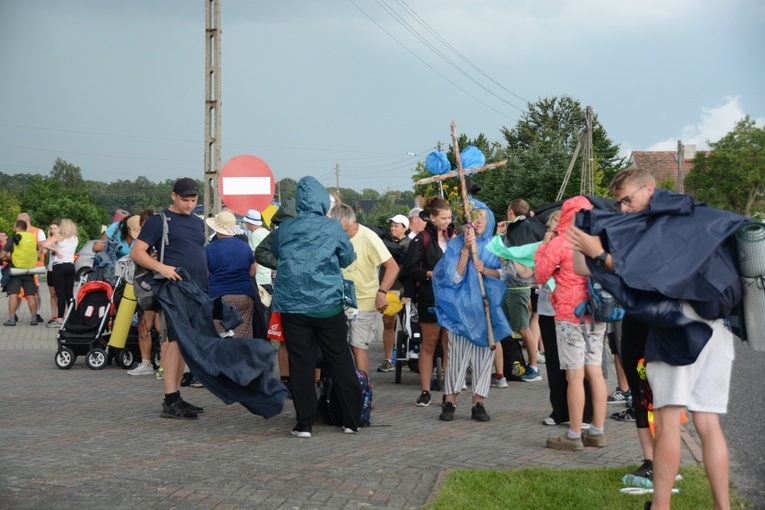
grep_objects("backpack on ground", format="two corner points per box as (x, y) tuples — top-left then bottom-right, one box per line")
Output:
(500, 335), (528, 381)
(10, 231), (38, 270)
(317, 369), (373, 428)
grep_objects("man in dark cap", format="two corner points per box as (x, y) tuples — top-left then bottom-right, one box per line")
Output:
(131, 177), (208, 419)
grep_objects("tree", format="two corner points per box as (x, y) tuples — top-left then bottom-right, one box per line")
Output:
(685, 116), (765, 216)
(0, 190), (22, 237)
(477, 96), (625, 213)
(50, 158), (85, 189)
(276, 178), (298, 202)
(22, 176), (107, 242)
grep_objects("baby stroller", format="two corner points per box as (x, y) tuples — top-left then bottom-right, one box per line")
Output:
(393, 301), (444, 390)
(54, 270), (153, 370)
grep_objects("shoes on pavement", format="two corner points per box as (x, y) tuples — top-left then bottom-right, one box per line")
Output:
(343, 427), (358, 434)
(180, 372), (194, 387)
(291, 426), (312, 438)
(178, 398), (204, 414)
(36, 314), (44, 323)
(160, 400), (198, 419)
(582, 429), (607, 447)
(611, 407), (636, 422)
(471, 402), (490, 422)
(490, 375), (508, 388)
(520, 366), (542, 382)
(376, 359), (395, 372)
(607, 387), (631, 405)
(537, 351), (546, 364)
(439, 401), (456, 421)
(46, 320), (62, 328)
(543, 416), (570, 426)
(546, 433), (584, 451)
(127, 363), (155, 376)
(29, 319), (38, 326)
(155, 368), (164, 380)
(3, 318), (17, 326)
(416, 390), (431, 407)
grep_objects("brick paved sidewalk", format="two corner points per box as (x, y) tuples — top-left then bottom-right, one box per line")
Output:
(0, 288), (698, 509)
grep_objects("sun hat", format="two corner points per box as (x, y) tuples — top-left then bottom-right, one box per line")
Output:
(386, 214), (409, 229)
(126, 215), (141, 239)
(243, 209), (263, 226)
(205, 211), (238, 236)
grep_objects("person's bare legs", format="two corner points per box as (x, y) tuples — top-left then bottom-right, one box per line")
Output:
(26, 295), (38, 318)
(638, 427), (655, 460)
(382, 314), (395, 361)
(351, 346), (368, 374)
(651, 405), (684, 510)
(565, 367), (585, 434)
(529, 311), (542, 353)
(138, 312), (154, 362)
(584, 364), (607, 429)
(49, 287), (58, 321)
(494, 341), (504, 375)
(8, 294), (20, 318)
(419, 322), (441, 392)
(693, 411), (730, 510)
(613, 354), (629, 393)
(163, 341), (183, 394)
(520, 327), (538, 367)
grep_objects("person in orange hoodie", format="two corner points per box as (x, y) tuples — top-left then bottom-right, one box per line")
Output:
(534, 196), (608, 451)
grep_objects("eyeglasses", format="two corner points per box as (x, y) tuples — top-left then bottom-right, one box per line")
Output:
(613, 184), (646, 209)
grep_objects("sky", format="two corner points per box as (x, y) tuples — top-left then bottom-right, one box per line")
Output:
(1, 0), (763, 196)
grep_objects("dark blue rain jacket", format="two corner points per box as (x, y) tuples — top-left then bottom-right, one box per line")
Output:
(152, 268), (288, 418)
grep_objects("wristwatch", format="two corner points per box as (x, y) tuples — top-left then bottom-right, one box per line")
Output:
(377, 289), (387, 294)
(594, 252), (608, 267)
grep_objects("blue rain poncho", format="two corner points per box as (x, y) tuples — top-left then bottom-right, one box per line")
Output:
(432, 199), (511, 347)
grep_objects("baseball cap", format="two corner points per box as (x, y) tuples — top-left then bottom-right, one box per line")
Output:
(243, 209), (263, 226)
(172, 177), (200, 197)
(386, 214), (409, 229)
(408, 207), (423, 218)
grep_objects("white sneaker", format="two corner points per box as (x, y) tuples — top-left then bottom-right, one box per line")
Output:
(343, 427), (358, 434)
(127, 363), (155, 376)
(490, 375), (508, 388)
(537, 352), (546, 364)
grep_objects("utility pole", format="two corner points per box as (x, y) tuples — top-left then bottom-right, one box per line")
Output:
(335, 164), (340, 193)
(203, 0), (222, 219)
(677, 140), (684, 193)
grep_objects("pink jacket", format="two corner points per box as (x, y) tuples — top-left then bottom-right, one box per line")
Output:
(534, 196), (593, 324)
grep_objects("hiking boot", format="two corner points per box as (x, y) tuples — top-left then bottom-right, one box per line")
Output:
(471, 402), (490, 422)
(160, 400), (198, 419)
(3, 318), (17, 327)
(416, 390), (431, 407)
(546, 433), (584, 451)
(520, 366), (542, 382)
(607, 387), (631, 405)
(127, 363), (155, 376)
(376, 359), (395, 372)
(291, 425), (312, 438)
(439, 401), (456, 421)
(611, 407), (636, 422)
(490, 375), (508, 388)
(582, 429), (607, 447)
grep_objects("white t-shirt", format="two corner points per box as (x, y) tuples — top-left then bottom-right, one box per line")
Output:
(248, 227), (272, 286)
(52, 237), (78, 264)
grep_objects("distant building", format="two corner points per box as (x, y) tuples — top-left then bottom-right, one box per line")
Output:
(627, 144), (709, 191)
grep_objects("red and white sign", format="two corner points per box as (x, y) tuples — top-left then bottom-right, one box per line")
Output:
(218, 155), (276, 216)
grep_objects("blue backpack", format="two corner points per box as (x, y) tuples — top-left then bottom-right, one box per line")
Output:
(575, 279), (625, 352)
(317, 369), (373, 428)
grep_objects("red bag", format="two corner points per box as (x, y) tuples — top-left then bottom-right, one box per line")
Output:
(267, 311), (284, 341)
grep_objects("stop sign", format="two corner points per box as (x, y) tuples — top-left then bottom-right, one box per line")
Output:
(218, 155), (275, 216)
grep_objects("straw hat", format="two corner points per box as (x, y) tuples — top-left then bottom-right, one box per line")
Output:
(205, 211), (238, 236)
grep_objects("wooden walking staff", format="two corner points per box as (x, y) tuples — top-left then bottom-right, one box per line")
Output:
(450, 120), (496, 350)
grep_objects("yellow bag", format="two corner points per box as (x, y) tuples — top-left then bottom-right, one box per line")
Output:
(383, 291), (403, 316)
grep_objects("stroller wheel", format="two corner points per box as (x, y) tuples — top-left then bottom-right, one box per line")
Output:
(151, 347), (161, 370)
(55, 347), (76, 370)
(86, 347), (108, 370)
(116, 349), (135, 369)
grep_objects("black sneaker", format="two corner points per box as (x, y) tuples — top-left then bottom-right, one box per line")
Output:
(3, 318), (17, 327)
(416, 390), (431, 407)
(632, 459), (653, 480)
(291, 425), (312, 438)
(36, 314), (44, 323)
(471, 402), (490, 422)
(178, 398), (205, 414)
(180, 372), (194, 387)
(161, 400), (198, 419)
(439, 401), (455, 421)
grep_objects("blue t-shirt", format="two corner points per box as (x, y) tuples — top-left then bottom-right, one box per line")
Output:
(137, 209), (208, 293)
(205, 237), (255, 299)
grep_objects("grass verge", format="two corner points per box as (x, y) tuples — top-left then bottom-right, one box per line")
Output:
(422, 464), (750, 509)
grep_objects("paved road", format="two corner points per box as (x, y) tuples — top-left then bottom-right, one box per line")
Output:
(0, 287), (739, 510)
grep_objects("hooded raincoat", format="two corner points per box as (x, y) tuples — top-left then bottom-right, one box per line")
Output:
(432, 199), (510, 347)
(271, 177), (356, 314)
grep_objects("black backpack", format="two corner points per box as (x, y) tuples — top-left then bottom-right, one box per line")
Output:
(500, 335), (528, 381)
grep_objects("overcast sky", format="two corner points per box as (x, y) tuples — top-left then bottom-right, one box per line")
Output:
(1, 0), (763, 195)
